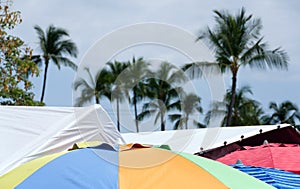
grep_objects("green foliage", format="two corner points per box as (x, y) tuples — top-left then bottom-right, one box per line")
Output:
(262, 101), (300, 125)
(105, 60), (130, 131)
(74, 67), (111, 106)
(225, 86), (264, 126)
(0, 1), (42, 105)
(169, 93), (203, 130)
(137, 62), (187, 131)
(120, 57), (151, 132)
(205, 86), (264, 127)
(75, 61), (130, 131)
(106, 60), (130, 103)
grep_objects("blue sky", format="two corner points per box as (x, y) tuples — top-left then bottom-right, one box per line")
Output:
(11, 0), (300, 130)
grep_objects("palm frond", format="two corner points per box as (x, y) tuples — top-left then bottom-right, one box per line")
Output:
(74, 91), (94, 107)
(167, 69), (188, 85)
(193, 120), (206, 128)
(182, 62), (220, 79)
(168, 114), (182, 122)
(34, 25), (47, 53)
(204, 101), (227, 126)
(53, 56), (78, 70)
(73, 78), (92, 91)
(56, 39), (78, 58)
(269, 102), (278, 111)
(240, 37), (264, 62)
(137, 109), (156, 121)
(30, 55), (43, 67)
(248, 48), (289, 70)
(35, 24), (78, 71)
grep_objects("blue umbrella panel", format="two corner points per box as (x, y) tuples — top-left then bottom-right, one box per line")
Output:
(232, 164), (300, 189)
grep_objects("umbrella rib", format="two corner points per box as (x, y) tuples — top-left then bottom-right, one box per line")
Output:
(267, 145), (275, 168)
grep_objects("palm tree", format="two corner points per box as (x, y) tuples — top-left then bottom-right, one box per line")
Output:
(227, 86), (264, 126)
(130, 82), (148, 132)
(74, 67), (110, 106)
(205, 86), (264, 126)
(34, 25), (78, 103)
(106, 61), (130, 131)
(262, 101), (300, 125)
(183, 8), (288, 126)
(121, 57), (151, 132)
(137, 62), (187, 131)
(169, 93), (203, 130)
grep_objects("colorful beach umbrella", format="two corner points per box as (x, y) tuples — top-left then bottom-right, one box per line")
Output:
(217, 143), (300, 174)
(0, 143), (274, 189)
(232, 162), (300, 189)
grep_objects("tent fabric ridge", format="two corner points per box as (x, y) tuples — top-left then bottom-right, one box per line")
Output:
(0, 105), (122, 176)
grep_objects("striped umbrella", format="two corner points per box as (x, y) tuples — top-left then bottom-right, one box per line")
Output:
(0, 143), (274, 189)
(232, 162), (300, 189)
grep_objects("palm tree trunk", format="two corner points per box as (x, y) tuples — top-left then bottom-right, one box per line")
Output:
(95, 95), (99, 104)
(226, 72), (237, 126)
(161, 112), (165, 131)
(117, 98), (120, 131)
(185, 115), (189, 130)
(133, 91), (139, 133)
(40, 60), (49, 103)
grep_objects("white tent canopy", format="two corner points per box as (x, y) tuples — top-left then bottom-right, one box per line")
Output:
(122, 124), (290, 154)
(0, 104), (291, 176)
(0, 104), (123, 176)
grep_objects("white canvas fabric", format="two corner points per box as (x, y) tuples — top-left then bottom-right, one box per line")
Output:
(0, 104), (123, 176)
(122, 124), (290, 154)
